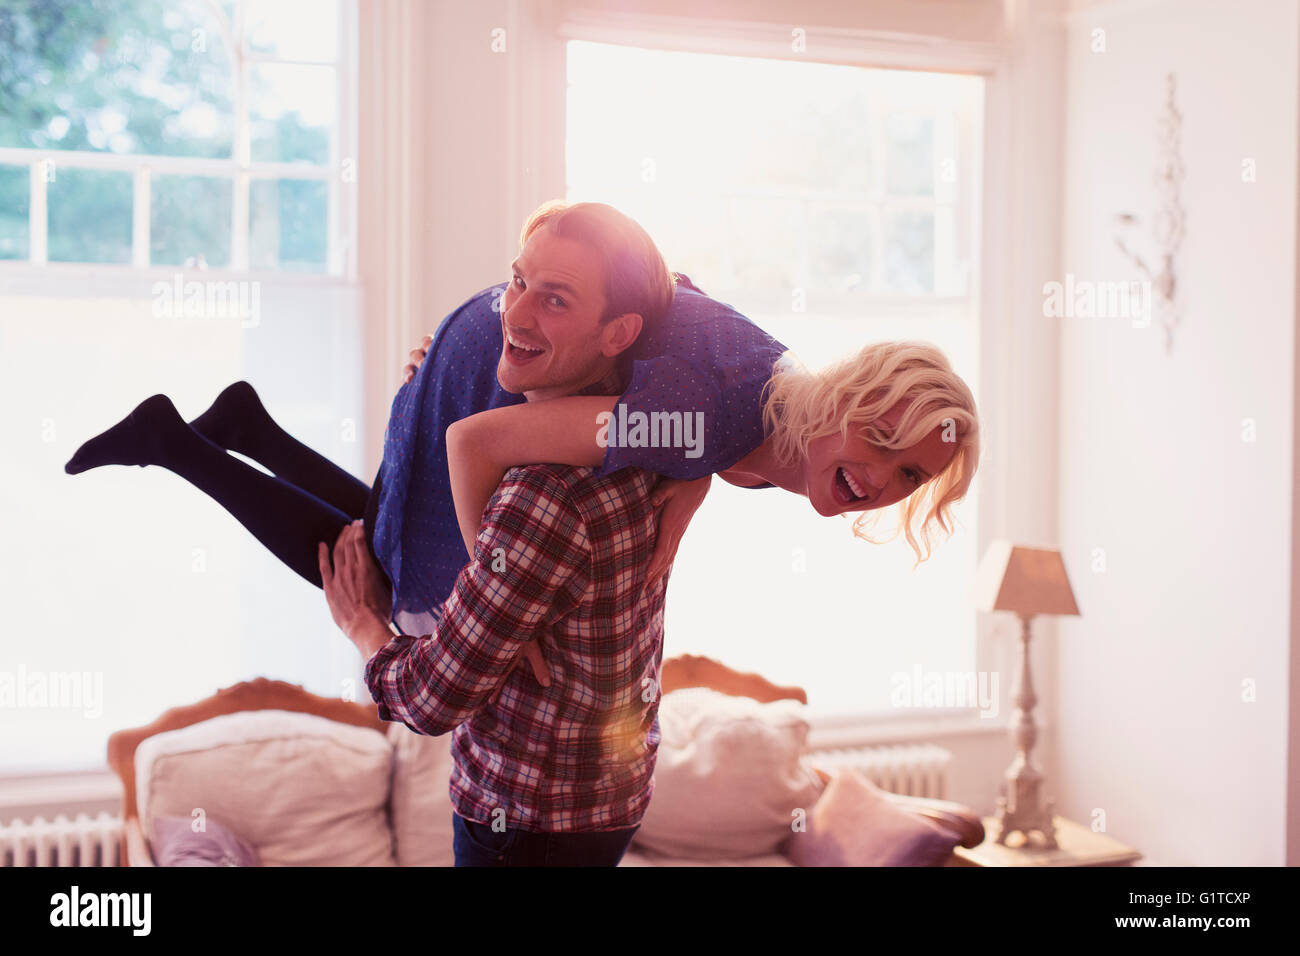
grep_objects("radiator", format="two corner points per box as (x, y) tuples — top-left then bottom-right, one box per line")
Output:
(0, 812), (122, 867)
(803, 743), (952, 799)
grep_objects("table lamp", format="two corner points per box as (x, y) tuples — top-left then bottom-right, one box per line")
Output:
(973, 540), (1080, 849)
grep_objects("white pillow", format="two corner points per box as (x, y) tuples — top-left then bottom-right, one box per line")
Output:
(631, 687), (825, 859)
(135, 709), (396, 867)
(386, 723), (455, 866)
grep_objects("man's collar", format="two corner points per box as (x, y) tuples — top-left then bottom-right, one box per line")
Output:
(577, 360), (629, 398)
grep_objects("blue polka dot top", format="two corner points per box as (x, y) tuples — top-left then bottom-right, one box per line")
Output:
(372, 275), (788, 635)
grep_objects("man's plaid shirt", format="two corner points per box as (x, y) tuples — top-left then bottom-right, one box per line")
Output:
(363, 462), (665, 832)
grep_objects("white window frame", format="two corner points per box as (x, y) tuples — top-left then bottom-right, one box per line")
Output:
(0, 0), (358, 283)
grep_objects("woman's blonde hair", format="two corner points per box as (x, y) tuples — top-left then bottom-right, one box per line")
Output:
(761, 341), (981, 567)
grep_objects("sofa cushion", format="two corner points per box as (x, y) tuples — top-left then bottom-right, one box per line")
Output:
(631, 687), (825, 859)
(150, 815), (260, 867)
(135, 709), (396, 867)
(784, 768), (960, 866)
(386, 723), (455, 866)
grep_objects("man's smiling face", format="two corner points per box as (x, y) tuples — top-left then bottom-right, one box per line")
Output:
(497, 224), (629, 402)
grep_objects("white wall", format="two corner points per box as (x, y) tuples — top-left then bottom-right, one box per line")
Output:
(1058, 0), (1298, 865)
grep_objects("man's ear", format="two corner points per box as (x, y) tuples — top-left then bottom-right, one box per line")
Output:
(599, 312), (643, 358)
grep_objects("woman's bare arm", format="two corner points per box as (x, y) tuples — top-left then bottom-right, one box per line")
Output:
(660, 654), (807, 704)
(444, 396), (620, 555)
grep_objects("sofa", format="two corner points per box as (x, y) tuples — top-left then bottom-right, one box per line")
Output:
(107, 668), (984, 867)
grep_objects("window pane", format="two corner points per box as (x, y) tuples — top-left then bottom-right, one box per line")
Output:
(0, 0), (234, 157)
(566, 41), (978, 302)
(246, 0), (340, 61)
(727, 197), (802, 295)
(567, 43), (873, 196)
(640, 193), (729, 289)
(884, 208), (935, 294)
(804, 88), (873, 195)
(886, 113), (935, 196)
(47, 168), (132, 263)
(0, 165), (30, 260)
(250, 178), (328, 271)
(808, 201), (873, 296)
(249, 64), (334, 165)
(150, 174), (233, 267)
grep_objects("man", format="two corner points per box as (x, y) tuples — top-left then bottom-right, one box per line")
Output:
(370, 235), (782, 642)
(318, 202), (678, 866)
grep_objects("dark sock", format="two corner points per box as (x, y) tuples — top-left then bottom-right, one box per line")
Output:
(68, 393), (378, 590)
(188, 381), (371, 517)
(186, 381), (254, 455)
(64, 394), (172, 474)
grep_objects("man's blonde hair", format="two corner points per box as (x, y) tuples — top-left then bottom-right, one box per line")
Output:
(761, 341), (980, 566)
(520, 200), (676, 332)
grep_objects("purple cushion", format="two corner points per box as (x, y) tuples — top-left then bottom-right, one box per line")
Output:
(150, 815), (260, 867)
(785, 770), (961, 867)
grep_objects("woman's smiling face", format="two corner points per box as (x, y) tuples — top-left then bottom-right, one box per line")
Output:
(802, 398), (958, 517)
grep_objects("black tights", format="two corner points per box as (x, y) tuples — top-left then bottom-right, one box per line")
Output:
(64, 382), (390, 594)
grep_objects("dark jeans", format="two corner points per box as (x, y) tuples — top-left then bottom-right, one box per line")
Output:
(451, 812), (640, 867)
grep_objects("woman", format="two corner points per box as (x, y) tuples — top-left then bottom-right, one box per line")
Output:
(441, 337), (979, 581)
(63, 201), (979, 660)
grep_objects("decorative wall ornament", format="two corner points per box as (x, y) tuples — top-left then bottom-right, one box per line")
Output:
(1113, 72), (1186, 353)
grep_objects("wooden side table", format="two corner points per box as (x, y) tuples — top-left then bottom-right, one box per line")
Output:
(946, 816), (1142, 867)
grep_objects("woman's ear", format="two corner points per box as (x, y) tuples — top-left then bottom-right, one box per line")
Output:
(600, 312), (644, 358)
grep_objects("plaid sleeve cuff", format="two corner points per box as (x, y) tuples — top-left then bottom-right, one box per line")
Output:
(363, 632), (420, 726)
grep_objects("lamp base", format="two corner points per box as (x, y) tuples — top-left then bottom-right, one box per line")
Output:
(992, 779), (1058, 849)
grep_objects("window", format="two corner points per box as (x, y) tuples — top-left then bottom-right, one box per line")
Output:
(0, 0), (349, 273)
(0, 1), (360, 775)
(567, 40), (984, 719)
